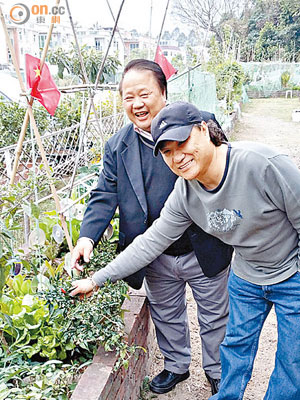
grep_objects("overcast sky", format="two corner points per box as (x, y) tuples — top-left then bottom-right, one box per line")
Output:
(3, 0), (185, 37)
(69, 0), (183, 36)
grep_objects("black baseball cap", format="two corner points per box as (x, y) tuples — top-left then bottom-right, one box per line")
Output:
(151, 101), (222, 156)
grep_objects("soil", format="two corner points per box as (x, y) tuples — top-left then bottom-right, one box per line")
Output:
(146, 98), (300, 400)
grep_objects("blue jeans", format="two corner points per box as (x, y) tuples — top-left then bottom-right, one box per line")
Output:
(210, 270), (300, 400)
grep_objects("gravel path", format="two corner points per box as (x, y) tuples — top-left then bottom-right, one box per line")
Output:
(146, 98), (300, 400)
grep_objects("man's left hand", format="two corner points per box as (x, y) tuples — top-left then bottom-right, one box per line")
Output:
(70, 278), (94, 297)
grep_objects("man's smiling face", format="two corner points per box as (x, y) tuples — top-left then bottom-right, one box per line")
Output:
(159, 124), (215, 182)
(121, 69), (166, 132)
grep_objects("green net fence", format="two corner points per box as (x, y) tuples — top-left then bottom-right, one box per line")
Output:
(123, 65), (232, 128)
(168, 65), (233, 131)
(168, 67), (218, 113)
(242, 62), (300, 98)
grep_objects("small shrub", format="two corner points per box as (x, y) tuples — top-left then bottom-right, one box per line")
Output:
(0, 102), (49, 148)
(204, 35), (245, 113)
(281, 71), (291, 88)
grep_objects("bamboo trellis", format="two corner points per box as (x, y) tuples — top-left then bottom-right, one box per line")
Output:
(0, 0), (127, 251)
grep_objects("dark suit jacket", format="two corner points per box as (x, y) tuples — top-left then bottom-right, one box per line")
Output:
(80, 123), (233, 288)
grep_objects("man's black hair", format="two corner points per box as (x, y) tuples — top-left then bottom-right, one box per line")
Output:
(119, 59), (167, 98)
(196, 120), (228, 146)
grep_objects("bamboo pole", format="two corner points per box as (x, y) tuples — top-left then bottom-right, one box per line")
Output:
(94, 0), (126, 91)
(58, 83), (118, 92)
(0, 5), (28, 183)
(0, 0), (60, 185)
(27, 105), (73, 251)
(0, 2), (73, 252)
(67, 0), (126, 196)
(148, 0), (153, 59)
(105, 0), (126, 55)
(155, 0), (170, 51)
(65, 0), (103, 140)
(65, 0), (104, 198)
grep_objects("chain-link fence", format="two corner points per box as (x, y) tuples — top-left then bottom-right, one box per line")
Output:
(168, 65), (237, 133)
(242, 62), (300, 98)
(0, 112), (124, 197)
(168, 66), (218, 113)
(0, 110), (124, 247)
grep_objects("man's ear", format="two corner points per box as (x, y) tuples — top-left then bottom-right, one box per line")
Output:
(201, 122), (209, 137)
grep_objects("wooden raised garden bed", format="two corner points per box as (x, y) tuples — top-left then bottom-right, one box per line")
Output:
(71, 288), (155, 400)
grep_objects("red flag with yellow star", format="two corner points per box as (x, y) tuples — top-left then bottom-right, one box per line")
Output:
(154, 46), (177, 80)
(25, 54), (60, 116)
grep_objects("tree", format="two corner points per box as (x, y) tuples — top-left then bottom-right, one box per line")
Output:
(172, 0), (221, 40)
(162, 31), (171, 41)
(0, 94), (83, 148)
(48, 43), (121, 84)
(177, 32), (187, 47)
(186, 45), (198, 67)
(172, 0), (248, 41)
(204, 35), (245, 112)
(171, 27), (180, 40)
(188, 30), (199, 46)
(255, 21), (279, 61)
(173, 0), (299, 62)
(171, 54), (185, 73)
(125, 48), (151, 64)
(0, 102), (49, 147)
(243, 0), (300, 61)
(277, 0), (300, 61)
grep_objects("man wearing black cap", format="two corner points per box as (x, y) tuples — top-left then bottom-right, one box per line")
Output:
(71, 62), (232, 396)
(72, 101), (300, 399)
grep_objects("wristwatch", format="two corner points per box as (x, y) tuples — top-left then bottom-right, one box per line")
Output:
(87, 276), (98, 292)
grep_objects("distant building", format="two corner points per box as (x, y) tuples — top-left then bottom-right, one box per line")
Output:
(0, 3), (73, 72)
(77, 26), (125, 64)
(160, 45), (182, 62)
(138, 34), (157, 55)
(159, 37), (183, 62)
(0, 1), (198, 76)
(122, 30), (156, 59)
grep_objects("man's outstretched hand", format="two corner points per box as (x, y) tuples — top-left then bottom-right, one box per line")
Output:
(70, 278), (94, 297)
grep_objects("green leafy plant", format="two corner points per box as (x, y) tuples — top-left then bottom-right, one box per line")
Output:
(254, 21), (279, 61)
(204, 35), (245, 113)
(93, 90), (123, 118)
(52, 93), (83, 130)
(48, 43), (121, 84)
(0, 174), (51, 295)
(85, 240), (118, 273)
(0, 163), (141, 399)
(281, 71), (291, 88)
(0, 102), (49, 148)
(139, 376), (158, 400)
(0, 350), (86, 400)
(0, 275), (73, 360)
(0, 239), (142, 398)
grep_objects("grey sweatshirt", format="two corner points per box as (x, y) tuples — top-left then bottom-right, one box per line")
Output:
(93, 141), (300, 287)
